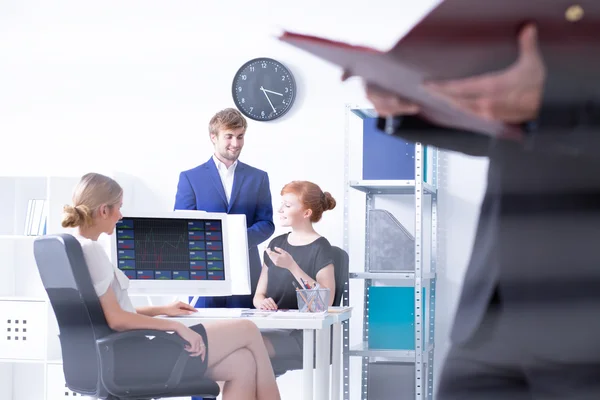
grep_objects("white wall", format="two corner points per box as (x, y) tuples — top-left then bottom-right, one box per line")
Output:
(0, 0), (493, 399)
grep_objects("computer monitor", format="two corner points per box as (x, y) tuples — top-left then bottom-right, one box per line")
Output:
(109, 210), (250, 297)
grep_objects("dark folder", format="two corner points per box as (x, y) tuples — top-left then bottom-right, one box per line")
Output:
(279, 0), (599, 141)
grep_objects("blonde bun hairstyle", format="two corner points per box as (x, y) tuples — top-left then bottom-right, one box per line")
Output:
(61, 205), (94, 228)
(61, 173), (123, 229)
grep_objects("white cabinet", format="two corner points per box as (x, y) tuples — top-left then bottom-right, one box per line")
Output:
(46, 363), (88, 399)
(0, 175), (79, 400)
(0, 299), (48, 361)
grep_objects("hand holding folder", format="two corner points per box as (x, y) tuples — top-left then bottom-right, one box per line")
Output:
(279, 0), (600, 141)
(363, 23), (545, 137)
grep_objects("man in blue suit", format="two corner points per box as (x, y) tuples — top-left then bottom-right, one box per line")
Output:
(174, 108), (275, 309)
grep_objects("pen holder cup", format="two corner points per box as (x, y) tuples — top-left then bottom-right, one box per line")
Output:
(296, 288), (330, 313)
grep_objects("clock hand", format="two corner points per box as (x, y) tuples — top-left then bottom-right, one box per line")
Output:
(262, 88), (283, 96)
(260, 86), (277, 114)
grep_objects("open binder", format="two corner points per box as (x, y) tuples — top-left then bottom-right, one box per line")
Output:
(279, 0), (599, 141)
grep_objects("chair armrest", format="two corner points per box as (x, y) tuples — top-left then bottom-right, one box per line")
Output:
(95, 330), (190, 397)
(96, 329), (185, 347)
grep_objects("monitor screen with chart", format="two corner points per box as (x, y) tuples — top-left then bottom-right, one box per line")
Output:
(115, 217), (226, 281)
(111, 211), (250, 296)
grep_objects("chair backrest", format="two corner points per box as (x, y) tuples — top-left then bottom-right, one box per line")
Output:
(33, 234), (113, 397)
(330, 246), (349, 307)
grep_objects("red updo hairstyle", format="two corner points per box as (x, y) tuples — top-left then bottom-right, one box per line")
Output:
(281, 181), (336, 223)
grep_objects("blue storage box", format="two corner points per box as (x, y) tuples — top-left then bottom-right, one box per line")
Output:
(362, 117), (428, 182)
(367, 286), (426, 350)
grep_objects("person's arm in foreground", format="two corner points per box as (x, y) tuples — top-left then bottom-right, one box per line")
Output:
(356, 24), (600, 159)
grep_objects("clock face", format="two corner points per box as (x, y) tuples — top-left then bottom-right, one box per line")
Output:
(232, 58), (296, 121)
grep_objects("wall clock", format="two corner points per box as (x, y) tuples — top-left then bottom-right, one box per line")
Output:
(232, 57), (297, 121)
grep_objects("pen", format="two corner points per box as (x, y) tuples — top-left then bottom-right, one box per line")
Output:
(293, 280), (308, 294)
(293, 281), (310, 306)
(300, 277), (308, 289)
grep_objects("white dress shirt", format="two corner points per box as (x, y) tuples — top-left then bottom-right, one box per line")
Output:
(212, 154), (238, 204)
(72, 233), (136, 314)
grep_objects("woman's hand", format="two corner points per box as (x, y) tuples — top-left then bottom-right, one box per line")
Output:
(258, 297), (278, 311)
(266, 247), (297, 270)
(161, 301), (197, 317)
(176, 325), (206, 360)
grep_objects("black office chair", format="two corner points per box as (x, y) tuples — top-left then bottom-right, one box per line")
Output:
(270, 245), (350, 376)
(33, 234), (220, 400)
(330, 246), (350, 308)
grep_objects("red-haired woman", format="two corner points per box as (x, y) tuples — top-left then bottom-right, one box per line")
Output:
(253, 180), (337, 374)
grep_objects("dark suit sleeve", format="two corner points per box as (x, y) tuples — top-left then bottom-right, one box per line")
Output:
(518, 58), (599, 159)
(376, 115), (493, 157)
(173, 171), (197, 210)
(382, 71), (600, 159)
(522, 97), (600, 159)
(247, 172), (275, 248)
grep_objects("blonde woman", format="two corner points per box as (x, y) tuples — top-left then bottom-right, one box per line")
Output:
(62, 172), (280, 400)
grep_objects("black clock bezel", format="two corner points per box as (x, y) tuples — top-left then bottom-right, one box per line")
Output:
(231, 57), (297, 122)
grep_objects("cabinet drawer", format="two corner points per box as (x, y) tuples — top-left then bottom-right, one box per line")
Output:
(0, 300), (47, 360)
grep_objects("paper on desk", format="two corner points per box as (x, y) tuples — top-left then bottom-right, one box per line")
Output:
(182, 308), (248, 318)
(241, 309), (277, 317)
(267, 310), (327, 318)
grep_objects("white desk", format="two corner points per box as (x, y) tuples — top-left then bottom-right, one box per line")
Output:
(164, 308), (352, 400)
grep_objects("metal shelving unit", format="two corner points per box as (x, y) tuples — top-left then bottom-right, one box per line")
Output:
(349, 180), (437, 196)
(343, 105), (439, 400)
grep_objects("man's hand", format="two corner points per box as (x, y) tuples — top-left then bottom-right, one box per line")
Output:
(161, 301), (197, 317)
(426, 23), (545, 123)
(357, 23), (546, 125)
(364, 83), (421, 117)
(265, 247), (297, 270)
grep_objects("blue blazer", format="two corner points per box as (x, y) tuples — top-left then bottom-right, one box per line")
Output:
(174, 158), (275, 300)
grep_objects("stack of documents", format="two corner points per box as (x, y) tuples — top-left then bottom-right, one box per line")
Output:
(184, 308), (246, 318)
(175, 306), (352, 319)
